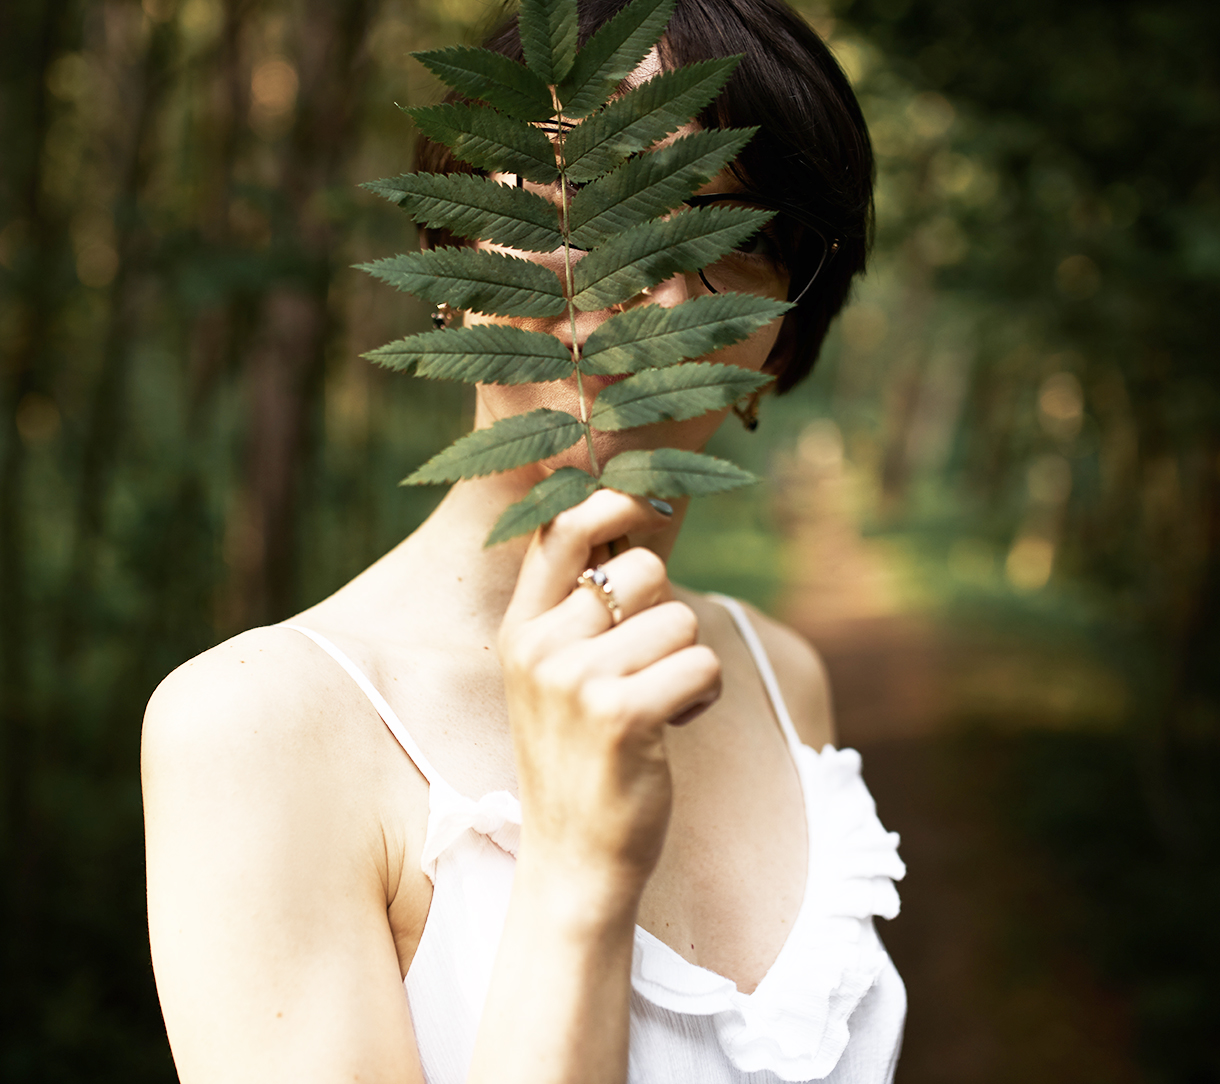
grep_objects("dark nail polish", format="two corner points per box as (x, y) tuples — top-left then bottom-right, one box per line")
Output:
(648, 498), (674, 517)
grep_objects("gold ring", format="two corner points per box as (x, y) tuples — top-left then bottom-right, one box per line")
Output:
(576, 565), (622, 626)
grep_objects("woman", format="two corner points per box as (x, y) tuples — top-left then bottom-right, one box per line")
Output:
(141, 1), (905, 1081)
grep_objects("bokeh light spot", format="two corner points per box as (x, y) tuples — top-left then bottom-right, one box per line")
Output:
(1038, 371), (1084, 439)
(840, 304), (889, 352)
(1027, 454), (1072, 505)
(906, 92), (955, 139)
(15, 393), (62, 446)
(1006, 534), (1055, 591)
(1056, 254), (1101, 299)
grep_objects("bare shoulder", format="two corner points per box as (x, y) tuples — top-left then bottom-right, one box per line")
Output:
(141, 625), (420, 825)
(143, 628), (429, 1081)
(680, 590), (836, 750)
(143, 626), (356, 777)
(739, 603), (835, 748)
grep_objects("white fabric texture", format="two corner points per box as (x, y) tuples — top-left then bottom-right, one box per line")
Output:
(280, 597), (905, 1084)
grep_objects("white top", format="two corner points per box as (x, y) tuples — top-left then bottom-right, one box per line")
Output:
(280, 595), (906, 1083)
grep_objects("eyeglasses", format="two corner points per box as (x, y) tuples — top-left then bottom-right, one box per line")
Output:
(682, 192), (840, 305)
(495, 174), (840, 305)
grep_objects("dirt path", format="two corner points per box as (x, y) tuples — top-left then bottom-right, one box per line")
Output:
(774, 433), (1142, 1084)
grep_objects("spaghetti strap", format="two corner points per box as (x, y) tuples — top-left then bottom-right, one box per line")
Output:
(707, 595), (803, 752)
(278, 623), (443, 787)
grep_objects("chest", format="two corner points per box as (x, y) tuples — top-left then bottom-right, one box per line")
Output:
(380, 635), (809, 994)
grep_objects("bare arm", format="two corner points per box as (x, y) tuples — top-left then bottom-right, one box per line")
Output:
(143, 634), (427, 1083)
(472, 491), (720, 1083)
(143, 491), (716, 1084)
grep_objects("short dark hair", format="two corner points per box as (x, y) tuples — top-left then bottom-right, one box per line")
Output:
(414, 0), (873, 393)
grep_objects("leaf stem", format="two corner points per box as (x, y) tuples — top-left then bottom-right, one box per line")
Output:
(553, 92), (599, 478)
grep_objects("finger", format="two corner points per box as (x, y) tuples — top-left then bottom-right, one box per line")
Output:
(600, 534), (629, 562)
(586, 601), (699, 677)
(616, 644), (722, 730)
(521, 546), (672, 650)
(531, 597), (694, 680)
(505, 490), (671, 626)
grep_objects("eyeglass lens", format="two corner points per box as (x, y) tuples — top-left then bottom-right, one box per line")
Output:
(688, 196), (830, 305)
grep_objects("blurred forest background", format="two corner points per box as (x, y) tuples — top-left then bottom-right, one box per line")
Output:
(1, 0), (1217, 1079)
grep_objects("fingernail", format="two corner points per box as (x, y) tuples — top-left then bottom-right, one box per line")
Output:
(648, 498), (674, 517)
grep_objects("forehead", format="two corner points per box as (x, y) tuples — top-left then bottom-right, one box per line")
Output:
(622, 46), (664, 90)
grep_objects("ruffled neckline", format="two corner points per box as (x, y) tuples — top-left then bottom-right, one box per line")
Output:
(419, 743), (904, 1083)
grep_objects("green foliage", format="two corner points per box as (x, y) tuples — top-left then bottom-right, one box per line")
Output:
(412, 47), (554, 121)
(404, 409), (585, 483)
(568, 128), (756, 248)
(554, 0), (677, 119)
(564, 58), (741, 182)
(570, 207), (772, 309)
(487, 467), (601, 545)
(589, 363), (770, 429)
(815, 2), (1220, 1077)
(363, 173), (562, 253)
(362, 0), (772, 544)
(357, 248), (567, 317)
(404, 102), (560, 183)
(580, 294), (790, 375)
(599, 447), (757, 497)
(364, 325), (574, 383)
(518, 0), (578, 85)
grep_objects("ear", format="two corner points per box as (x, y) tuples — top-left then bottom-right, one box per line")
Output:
(762, 310), (798, 381)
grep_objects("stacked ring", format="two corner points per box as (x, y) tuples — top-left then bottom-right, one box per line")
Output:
(576, 565), (623, 626)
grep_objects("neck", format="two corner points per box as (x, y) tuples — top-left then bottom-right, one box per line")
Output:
(345, 469), (687, 644)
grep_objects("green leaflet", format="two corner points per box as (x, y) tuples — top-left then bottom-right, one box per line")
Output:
(563, 58), (741, 183)
(412, 46), (554, 122)
(364, 325), (573, 384)
(356, 249), (566, 318)
(406, 103), (559, 184)
(568, 128), (756, 248)
(572, 206), (773, 309)
(486, 467), (601, 546)
(556, 0), (676, 120)
(589, 362), (771, 430)
(519, 0), (577, 85)
(404, 409), (584, 484)
(580, 294), (791, 374)
(600, 448), (757, 497)
(362, 173), (562, 253)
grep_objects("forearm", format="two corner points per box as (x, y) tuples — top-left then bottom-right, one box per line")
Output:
(467, 851), (640, 1084)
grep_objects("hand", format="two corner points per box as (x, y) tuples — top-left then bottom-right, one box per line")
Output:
(498, 490), (722, 905)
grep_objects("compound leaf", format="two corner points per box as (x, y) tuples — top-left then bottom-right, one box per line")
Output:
(557, 0), (676, 119)
(569, 127), (755, 248)
(404, 408), (584, 484)
(600, 447), (757, 497)
(571, 206), (772, 309)
(365, 325), (573, 384)
(580, 293), (790, 374)
(519, 0), (577, 85)
(407, 102), (559, 184)
(486, 467), (601, 545)
(412, 46), (554, 121)
(363, 173), (562, 253)
(356, 248), (566, 317)
(589, 362), (770, 430)
(564, 58), (740, 182)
